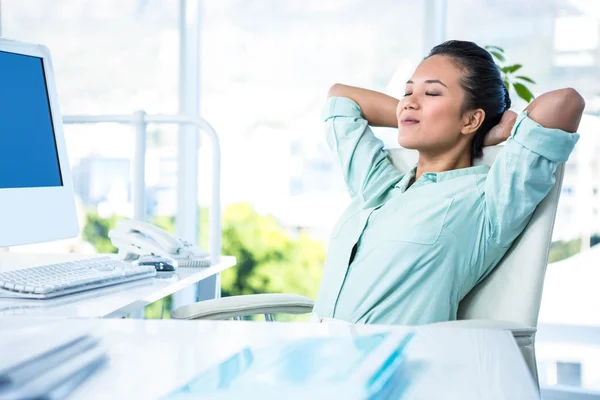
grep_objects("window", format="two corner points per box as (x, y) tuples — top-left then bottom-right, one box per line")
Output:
(197, 0), (426, 297)
(0, 0), (427, 302)
(1, 0), (180, 253)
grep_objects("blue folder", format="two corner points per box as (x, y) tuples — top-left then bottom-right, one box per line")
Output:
(164, 331), (414, 400)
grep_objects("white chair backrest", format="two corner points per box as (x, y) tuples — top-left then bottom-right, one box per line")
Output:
(386, 147), (565, 327)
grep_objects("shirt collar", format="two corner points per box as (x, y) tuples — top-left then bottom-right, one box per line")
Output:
(395, 163), (490, 192)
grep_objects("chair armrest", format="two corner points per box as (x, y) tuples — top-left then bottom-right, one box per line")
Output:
(428, 319), (536, 345)
(170, 293), (315, 320)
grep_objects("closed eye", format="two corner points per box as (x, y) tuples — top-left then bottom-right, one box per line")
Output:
(403, 92), (441, 97)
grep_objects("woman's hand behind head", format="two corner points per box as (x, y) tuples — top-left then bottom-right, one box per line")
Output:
(483, 110), (517, 147)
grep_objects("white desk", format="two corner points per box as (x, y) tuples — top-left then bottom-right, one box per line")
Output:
(0, 253), (236, 318)
(0, 318), (539, 400)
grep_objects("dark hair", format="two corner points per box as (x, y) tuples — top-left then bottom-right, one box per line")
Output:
(426, 40), (511, 159)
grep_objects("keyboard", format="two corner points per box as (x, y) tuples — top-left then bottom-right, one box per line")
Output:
(0, 257), (157, 299)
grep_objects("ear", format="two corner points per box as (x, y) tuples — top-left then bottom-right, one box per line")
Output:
(461, 109), (485, 136)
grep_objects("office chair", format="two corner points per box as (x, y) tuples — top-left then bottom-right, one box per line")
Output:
(172, 145), (567, 384)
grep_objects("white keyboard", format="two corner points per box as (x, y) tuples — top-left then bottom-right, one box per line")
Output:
(0, 257), (156, 299)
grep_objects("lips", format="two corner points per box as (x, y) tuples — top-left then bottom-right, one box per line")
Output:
(400, 116), (420, 125)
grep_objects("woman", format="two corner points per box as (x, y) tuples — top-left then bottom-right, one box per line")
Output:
(314, 40), (584, 325)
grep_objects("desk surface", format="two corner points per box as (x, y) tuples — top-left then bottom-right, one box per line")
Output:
(0, 318), (539, 400)
(0, 253), (236, 318)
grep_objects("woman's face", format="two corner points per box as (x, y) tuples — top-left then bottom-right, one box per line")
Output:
(396, 55), (469, 155)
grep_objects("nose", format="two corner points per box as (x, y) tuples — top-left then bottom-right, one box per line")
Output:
(403, 96), (419, 110)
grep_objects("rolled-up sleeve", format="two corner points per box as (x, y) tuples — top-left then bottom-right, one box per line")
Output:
(323, 96), (402, 200)
(484, 111), (580, 248)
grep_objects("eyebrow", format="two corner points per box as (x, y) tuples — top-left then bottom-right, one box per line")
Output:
(406, 79), (448, 88)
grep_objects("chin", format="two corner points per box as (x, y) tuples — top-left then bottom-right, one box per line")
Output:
(397, 133), (419, 149)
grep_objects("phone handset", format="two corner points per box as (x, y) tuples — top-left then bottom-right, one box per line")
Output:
(108, 220), (210, 267)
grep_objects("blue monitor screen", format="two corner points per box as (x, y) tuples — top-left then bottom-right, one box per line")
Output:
(0, 50), (62, 189)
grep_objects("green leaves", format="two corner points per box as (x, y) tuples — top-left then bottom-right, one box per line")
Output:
(501, 64), (522, 74)
(490, 51), (505, 62)
(83, 202), (327, 309)
(515, 75), (535, 84)
(485, 45), (504, 53)
(219, 202), (325, 299)
(485, 45), (506, 64)
(513, 82), (535, 103)
(485, 44), (536, 104)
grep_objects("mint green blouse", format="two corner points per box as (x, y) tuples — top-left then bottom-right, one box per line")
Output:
(313, 96), (579, 325)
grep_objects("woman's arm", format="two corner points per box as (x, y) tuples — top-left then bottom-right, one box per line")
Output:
(525, 88), (585, 132)
(322, 87), (403, 200)
(476, 88), (583, 284)
(482, 88), (582, 252)
(486, 88), (585, 145)
(328, 84), (399, 128)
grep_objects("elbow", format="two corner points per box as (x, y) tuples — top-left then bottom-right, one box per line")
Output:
(527, 88), (585, 132)
(560, 87), (585, 117)
(328, 83), (346, 98)
(558, 88), (585, 132)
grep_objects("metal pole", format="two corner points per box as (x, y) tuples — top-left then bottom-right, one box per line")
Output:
(145, 115), (221, 264)
(176, 0), (201, 242)
(132, 110), (147, 221)
(173, 0), (217, 308)
(62, 115), (134, 124)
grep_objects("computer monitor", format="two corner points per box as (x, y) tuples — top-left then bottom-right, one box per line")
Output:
(0, 39), (78, 247)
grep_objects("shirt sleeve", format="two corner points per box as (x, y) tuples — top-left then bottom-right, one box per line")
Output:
(483, 110), (580, 248)
(323, 96), (403, 201)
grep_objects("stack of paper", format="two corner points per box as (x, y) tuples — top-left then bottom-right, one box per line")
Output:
(0, 322), (107, 400)
(164, 331), (414, 400)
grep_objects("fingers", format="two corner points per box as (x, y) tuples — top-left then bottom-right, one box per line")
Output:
(482, 111), (518, 147)
(498, 110), (517, 126)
